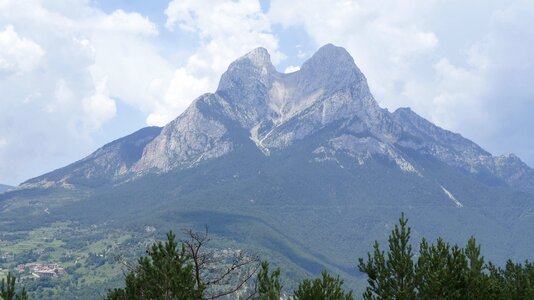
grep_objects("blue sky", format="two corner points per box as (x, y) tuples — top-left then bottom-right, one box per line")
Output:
(0, 0), (533, 185)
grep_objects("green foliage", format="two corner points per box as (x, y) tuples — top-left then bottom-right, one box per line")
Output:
(1, 209), (533, 300)
(106, 231), (196, 300)
(415, 238), (467, 299)
(0, 272), (28, 300)
(487, 260), (534, 299)
(416, 236), (491, 300)
(358, 213), (415, 300)
(359, 213), (534, 299)
(293, 270), (353, 300)
(464, 237), (489, 299)
(255, 261), (282, 300)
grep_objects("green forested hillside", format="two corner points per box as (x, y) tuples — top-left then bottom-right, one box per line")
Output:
(1, 130), (533, 298)
(5, 214), (532, 299)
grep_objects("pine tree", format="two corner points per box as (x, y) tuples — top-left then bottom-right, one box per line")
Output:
(293, 270), (353, 300)
(358, 240), (391, 299)
(106, 231), (196, 300)
(0, 272), (28, 300)
(415, 238), (467, 299)
(464, 237), (489, 299)
(487, 260), (534, 299)
(255, 261), (282, 300)
(358, 213), (415, 300)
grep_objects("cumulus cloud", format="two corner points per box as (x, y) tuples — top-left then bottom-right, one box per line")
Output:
(415, 1), (534, 165)
(95, 9), (158, 35)
(429, 58), (488, 134)
(284, 65), (300, 73)
(155, 0), (284, 126)
(82, 77), (117, 129)
(148, 68), (210, 125)
(473, 1), (534, 163)
(0, 0), (171, 184)
(0, 25), (44, 73)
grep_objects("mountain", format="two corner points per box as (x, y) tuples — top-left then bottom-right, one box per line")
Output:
(0, 184), (13, 193)
(2, 44), (534, 289)
(21, 44), (534, 193)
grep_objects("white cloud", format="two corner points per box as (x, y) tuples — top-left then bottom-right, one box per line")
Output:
(414, 1), (534, 164)
(157, 0), (284, 125)
(429, 58), (488, 134)
(473, 1), (534, 162)
(284, 65), (300, 73)
(95, 9), (158, 36)
(82, 77), (117, 129)
(0, 0), (171, 184)
(147, 68), (210, 126)
(0, 25), (44, 73)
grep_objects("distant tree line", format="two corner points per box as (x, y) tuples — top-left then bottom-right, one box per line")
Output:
(3, 214), (533, 299)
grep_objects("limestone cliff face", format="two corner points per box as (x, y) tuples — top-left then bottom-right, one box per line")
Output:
(134, 44), (393, 166)
(21, 44), (534, 193)
(133, 94), (232, 172)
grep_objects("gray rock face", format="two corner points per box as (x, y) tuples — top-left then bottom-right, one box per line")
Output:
(133, 43), (533, 191)
(137, 44), (388, 165)
(390, 107), (534, 191)
(21, 44), (534, 193)
(133, 95), (232, 172)
(21, 127), (161, 188)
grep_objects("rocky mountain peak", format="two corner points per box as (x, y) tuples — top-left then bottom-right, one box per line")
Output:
(392, 107), (414, 116)
(217, 47), (276, 95)
(242, 47), (273, 68)
(217, 44), (375, 128)
(134, 44), (383, 167)
(298, 44), (367, 92)
(301, 44), (358, 72)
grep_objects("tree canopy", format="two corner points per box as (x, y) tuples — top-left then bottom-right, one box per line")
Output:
(0, 272), (28, 300)
(358, 213), (534, 300)
(106, 231), (196, 300)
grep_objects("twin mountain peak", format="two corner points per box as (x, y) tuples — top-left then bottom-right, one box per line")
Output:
(22, 44), (534, 195)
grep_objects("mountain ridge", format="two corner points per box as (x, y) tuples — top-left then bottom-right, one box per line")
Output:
(22, 126), (161, 188)
(0, 184), (13, 193)
(19, 44), (534, 195)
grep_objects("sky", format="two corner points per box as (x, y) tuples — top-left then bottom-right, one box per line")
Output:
(0, 0), (533, 185)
